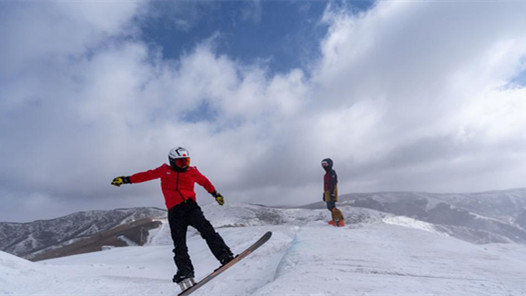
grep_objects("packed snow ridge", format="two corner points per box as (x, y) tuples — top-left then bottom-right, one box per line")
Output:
(2, 202), (526, 296)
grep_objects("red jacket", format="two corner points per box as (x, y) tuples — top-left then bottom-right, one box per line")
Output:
(129, 164), (216, 210)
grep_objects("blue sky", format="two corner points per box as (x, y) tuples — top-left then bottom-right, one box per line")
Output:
(1, 0), (526, 222)
(138, 1), (366, 74)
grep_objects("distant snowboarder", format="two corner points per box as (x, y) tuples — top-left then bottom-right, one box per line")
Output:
(321, 158), (345, 226)
(111, 147), (234, 290)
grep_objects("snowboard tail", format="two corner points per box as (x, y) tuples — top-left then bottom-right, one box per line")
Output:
(177, 231), (272, 296)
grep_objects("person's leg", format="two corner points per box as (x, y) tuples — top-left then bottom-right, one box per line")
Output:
(326, 201), (338, 225)
(326, 200), (335, 211)
(168, 204), (194, 280)
(332, 207), (345, 226)
(187, 201), (233, 263)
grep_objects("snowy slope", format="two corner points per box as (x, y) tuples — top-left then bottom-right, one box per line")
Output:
(315, 190), (526, 244)
(2, 208), (526, 296)
(252, 223), (526, 296)
(3, 188), (525, 262)
(0, 207), (167, 260)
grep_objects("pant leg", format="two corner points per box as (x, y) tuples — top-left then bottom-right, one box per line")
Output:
(333, 207), (344, 221)
(168, 204), (194, 276)
(187, 202), (233, 261)
(326, 200), (336, 211)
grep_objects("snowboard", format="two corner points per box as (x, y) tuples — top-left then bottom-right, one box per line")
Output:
(177, 231), (272, 296)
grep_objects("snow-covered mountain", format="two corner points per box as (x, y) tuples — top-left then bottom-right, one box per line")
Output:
(2, 212), (525, 295)
(305, 188), (526, 244)
(0, 207), (166, 260)
(2, 188), (525, 262)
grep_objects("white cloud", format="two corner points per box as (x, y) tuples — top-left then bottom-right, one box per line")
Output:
(313, 0), (526, 166)
(2, 0), (526, 221)
(0, 1), (141, 77)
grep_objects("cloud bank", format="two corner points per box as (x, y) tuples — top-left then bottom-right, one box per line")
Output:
(1, 0), (526, 221)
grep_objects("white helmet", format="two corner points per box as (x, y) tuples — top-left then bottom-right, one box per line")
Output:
(169, 147), (190, 170)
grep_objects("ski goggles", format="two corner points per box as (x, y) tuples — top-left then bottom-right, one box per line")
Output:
(175, 157), (191, 167)
(321, 161), (330, 167)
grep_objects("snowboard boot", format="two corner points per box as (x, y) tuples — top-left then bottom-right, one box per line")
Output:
(328, 219), (345, 227)
(219, 254), (234, 266)
(212, 253), (235, 272)
(330, 208), (337, 222)
(173, 271), (195, 291)
(331, 208), (345, 227)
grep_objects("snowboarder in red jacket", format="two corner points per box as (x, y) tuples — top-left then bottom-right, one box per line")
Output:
(322, 158), (345, 227)
(111, 147), (233, 290)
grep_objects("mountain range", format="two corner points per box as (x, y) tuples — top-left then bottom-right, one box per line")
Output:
(0, 207), (166, 260)
(1, 188), (525, 261)
(311, 188), (526, 244)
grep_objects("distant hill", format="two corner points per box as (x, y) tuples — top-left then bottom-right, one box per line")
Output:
(304, 188), (526, 244)
(2, 188), (525, 261)
(0, 207), (166, 261)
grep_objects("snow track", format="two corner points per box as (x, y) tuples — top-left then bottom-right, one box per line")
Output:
(196, 226), (299, 296)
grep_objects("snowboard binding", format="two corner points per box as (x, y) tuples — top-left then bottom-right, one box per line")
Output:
(177, 278), (196, 291)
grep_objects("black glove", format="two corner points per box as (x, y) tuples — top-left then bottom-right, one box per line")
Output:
(211, 191), (225, 206)
(111, 176), (131, 187)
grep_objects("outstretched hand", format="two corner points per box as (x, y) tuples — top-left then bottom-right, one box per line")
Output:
(212, 191), (225, 206)
(111, 176), (130, 187)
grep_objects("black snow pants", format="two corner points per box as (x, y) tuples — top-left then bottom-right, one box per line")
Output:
(168, 199), (232, 276)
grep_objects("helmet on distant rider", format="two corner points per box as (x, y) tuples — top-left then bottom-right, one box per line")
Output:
(169, 147), (190, 171)
(321, 158), (333, 172)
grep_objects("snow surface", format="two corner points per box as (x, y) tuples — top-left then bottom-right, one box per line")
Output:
(2, 206), (526, 296)
(382, 216), (443, 235)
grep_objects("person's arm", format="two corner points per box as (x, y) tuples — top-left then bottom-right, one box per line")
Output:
(194, 167), (225, 205)
(111, 165), (164, 186)
(129, 165), (164, 183)
(330, 170), (338, 198)
(193, 167), (216, 193)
